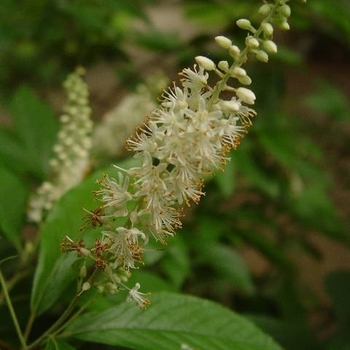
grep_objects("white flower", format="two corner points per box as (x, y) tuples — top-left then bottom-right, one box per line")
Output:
(94, 173), (132, 217)
(103, 227), (146, 269)
(28, 69), (92, 223)
(126, 283), (150, 309)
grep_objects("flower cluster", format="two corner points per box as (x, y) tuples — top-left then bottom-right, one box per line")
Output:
(68, 0), (300, 308)
(28, 68), (93, 223)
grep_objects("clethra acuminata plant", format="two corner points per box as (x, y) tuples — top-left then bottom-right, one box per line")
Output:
(63, 0), (305, 309)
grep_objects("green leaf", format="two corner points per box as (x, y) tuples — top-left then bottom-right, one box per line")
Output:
(199, 244), (255, 295)
(135, 30), (182, 52)
(236, 226), (292, 270)
(289, 184), (348, 244)
(65, 292), (283, 350)
(45, 338), (77, 350)
(9, 85), (58, 178)
(0, 127), (29, 175)
(30, 168), (109, 316)
(85, 270), (176, 313)
(304, 80), (349, 121)
(235, 148), (279, 198)
(184, 1), (253, 27)
(248, 315), (319, 350)
(0, 166), (29, 250)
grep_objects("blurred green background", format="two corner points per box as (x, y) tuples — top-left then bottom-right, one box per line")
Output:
(0, 1), (350, 349)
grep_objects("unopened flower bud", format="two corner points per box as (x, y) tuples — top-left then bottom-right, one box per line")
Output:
(263, 40), (278, 53)
(218, 60), (229, 72)
(81, 281), (91, 293)
(195, 56), (215, 71)
(280, 4), (291, 18)
(236, 87), (256, 104)
(238, 75), (252, 85)
(215, 36), (232, 49)
(79, 264), (87, 278)
(246, 36), (260, 49)
(259, 4), (273, 16)
(236, 19), (254, 32)
(229, 45), (241, 58)
(231, 67), (247, 78)
(262, 22), (274, 37)
(256, 50), (269, 63)
(279, 20), (290, 30)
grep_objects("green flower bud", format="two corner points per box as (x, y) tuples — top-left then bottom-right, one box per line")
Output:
(279, 20), (290, 31)
(218, 60), (229, 72)
(263, 40), (278, 54)
(231, 67), (247, 78)
(262, 22), (274, 37)
(236, 19), (253, 31)
(280, 4), (291, 18)
(258, 4), (273, 16)
(79, 264), (87, 278)
(246, 36), (260, 49)
(238, 75), (252, 85)
(229, 45), (241, 59)
(256, 50), (269, 63)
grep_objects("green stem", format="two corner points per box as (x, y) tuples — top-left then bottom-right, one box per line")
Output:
(209, 0), (280, 107)
(0, 267), (27, 349)
(26, 293), (80, 350)
(26, 268), (100, 350)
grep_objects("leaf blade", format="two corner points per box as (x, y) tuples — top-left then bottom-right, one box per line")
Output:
(65, 292), (283, 350)
(0, 166), (29, 250)
(9, 85), (58, 177)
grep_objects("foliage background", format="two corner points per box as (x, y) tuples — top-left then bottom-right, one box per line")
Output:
(0, 0), (349, 349)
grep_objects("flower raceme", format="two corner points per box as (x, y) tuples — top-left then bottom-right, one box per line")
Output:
(83, 60), (256, 276)
(28, 68), (92, 224)
(73, 0), (302, 308)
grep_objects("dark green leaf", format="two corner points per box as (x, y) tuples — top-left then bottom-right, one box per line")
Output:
(236, 227), (292, 270)
(85, 270), (176, 313)
(30, 168), (109, 316)
(199, 244), (255, 295)
(235, 148), (279, 198)
(248, 315), (319, 350)
(65, 292), (283, 350)
(289, 184), (348, 244)
(135, 30), (182, 52)
(0, 166), (29, 250)
(0, 127), (30, 174)
(304, 80), (349, 121)
(9, 85), (58, 178)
